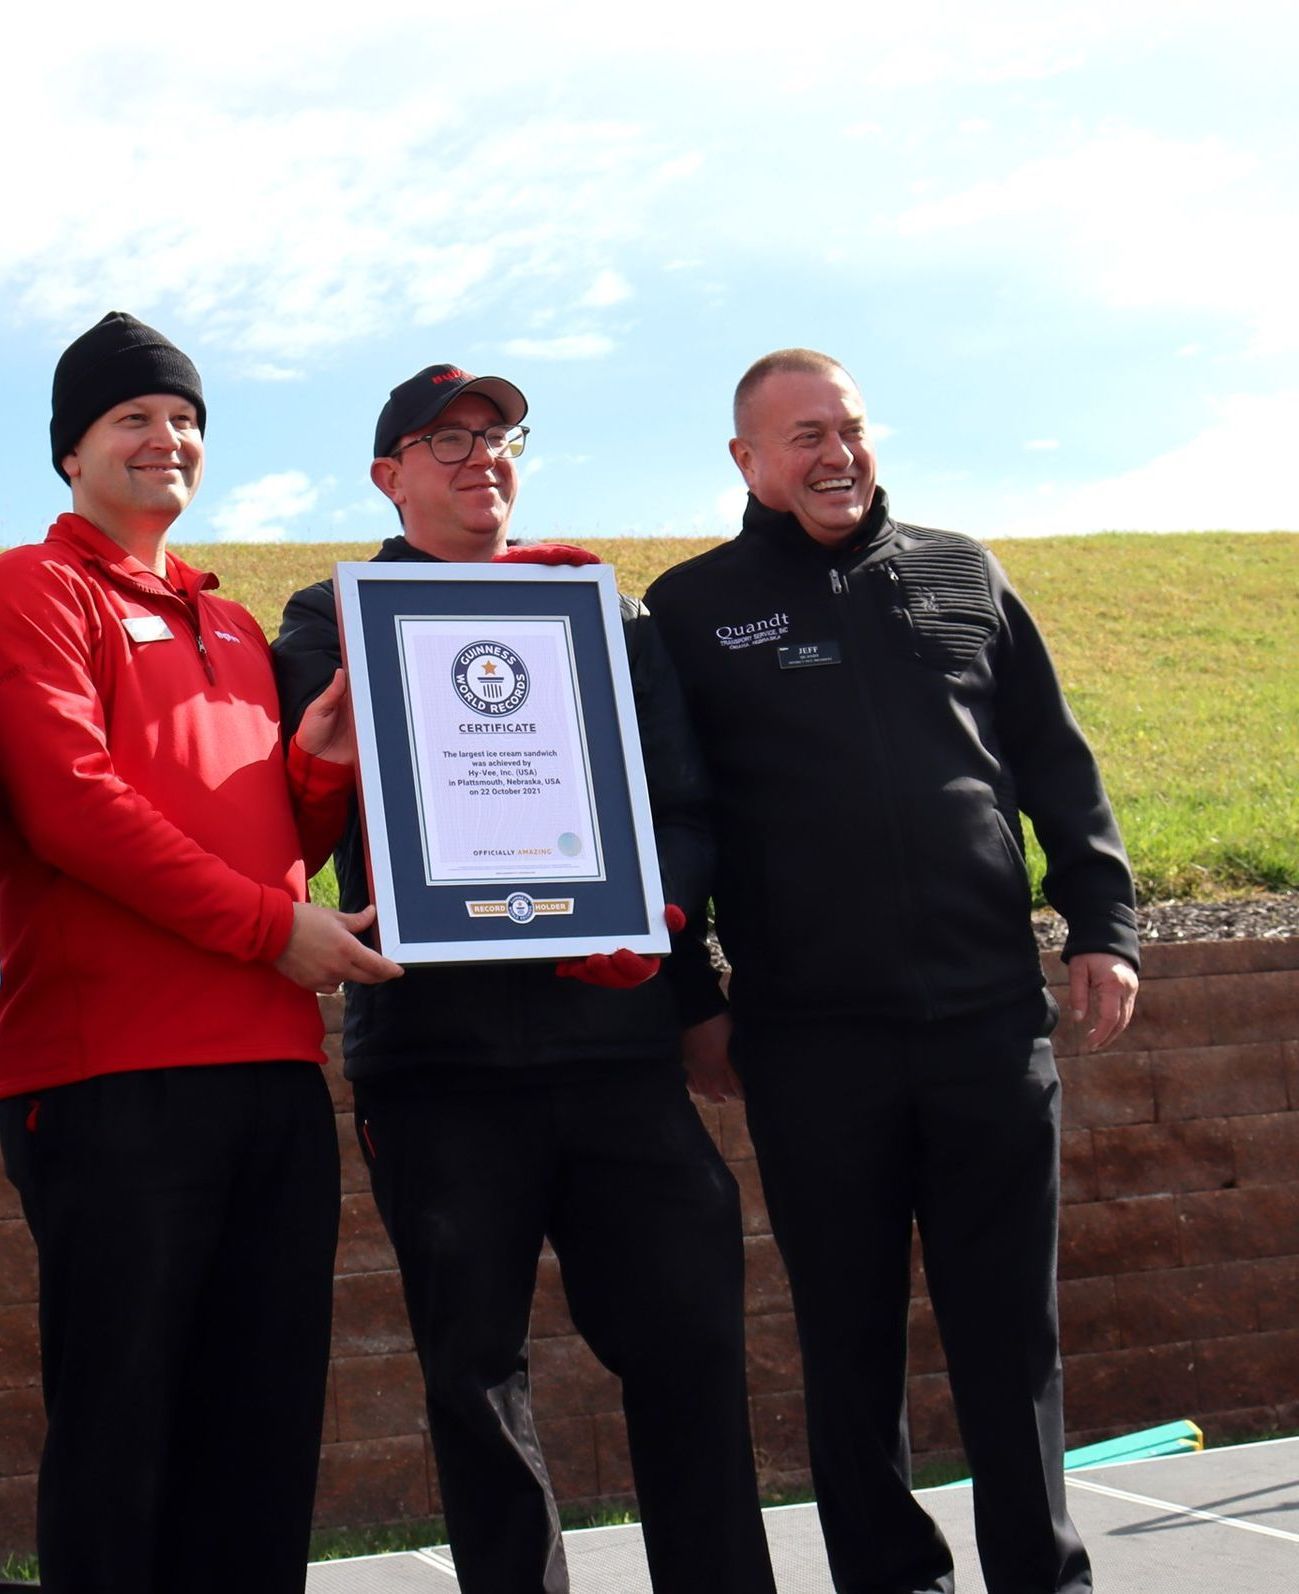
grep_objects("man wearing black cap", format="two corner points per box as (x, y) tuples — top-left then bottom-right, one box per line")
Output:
(274, 366), (776, 1594)
(0, 313), (402, 1594)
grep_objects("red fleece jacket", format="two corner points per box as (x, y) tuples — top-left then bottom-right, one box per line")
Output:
(0, 515), (351, 1096)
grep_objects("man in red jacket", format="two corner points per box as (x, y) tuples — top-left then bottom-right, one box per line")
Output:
(0, 313), (402, 1594)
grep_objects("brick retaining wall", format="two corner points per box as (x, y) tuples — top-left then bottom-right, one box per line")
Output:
(2, 937), (1296, 1549)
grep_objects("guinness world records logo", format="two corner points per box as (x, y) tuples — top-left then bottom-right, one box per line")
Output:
(453, 641), (530, 715)
(506, 892), (536, 924)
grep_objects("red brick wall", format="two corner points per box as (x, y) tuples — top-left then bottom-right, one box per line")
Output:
(908, 938), (1299, 1472)
(2, 938), (1297, 1548)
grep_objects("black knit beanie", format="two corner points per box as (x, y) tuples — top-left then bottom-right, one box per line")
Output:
(50, 312), (206, 482)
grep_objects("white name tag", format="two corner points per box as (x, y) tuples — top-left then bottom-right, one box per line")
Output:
(122, 616), (174, 643)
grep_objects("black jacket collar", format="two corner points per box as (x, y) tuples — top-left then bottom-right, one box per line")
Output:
(740, 487), (895, 565)
(373, 534), (441, 564)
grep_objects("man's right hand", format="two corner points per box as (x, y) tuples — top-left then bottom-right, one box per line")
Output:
(273, 902), (405, 993)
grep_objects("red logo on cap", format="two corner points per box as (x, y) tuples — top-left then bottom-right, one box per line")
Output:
(431, 369), (467, 384)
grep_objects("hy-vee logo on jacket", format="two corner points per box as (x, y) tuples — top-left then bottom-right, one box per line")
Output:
(714, 610), (790, 650)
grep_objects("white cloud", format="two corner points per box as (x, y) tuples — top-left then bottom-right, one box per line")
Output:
(501, 335), (616, 361)
(654, 153), (704, 184)
(871, 422), (897, 441)
(1024, 439), (1060, 451)
(2, 2), (1291, 373)
(996, 391), (1299, 534)
(245, 363), (305, 383)
(580, 270), (633, 308)
(0, 0), (1295, 527)
(0, 49), (671, 364)
(716, 484), (749, 527)
(884, 127), (1299, 354)
(209, 471), (322, 542)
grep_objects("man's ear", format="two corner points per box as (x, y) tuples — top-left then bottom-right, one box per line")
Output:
(729, 435), (755, 487)
(62, 449), (81, 482)
(370, 456), (401, 505)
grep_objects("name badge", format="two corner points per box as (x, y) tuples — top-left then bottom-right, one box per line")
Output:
(777, 640), (841, 669)
(122, 616), (174, 643)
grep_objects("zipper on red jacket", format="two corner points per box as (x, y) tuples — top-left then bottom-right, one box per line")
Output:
(192, 628), (215, 683)
(158, 597), (215, 683)
(171, 582), (217, 684)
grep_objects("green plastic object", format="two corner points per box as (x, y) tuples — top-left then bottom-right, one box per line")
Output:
(933, 1419), (1204, 1489)
(1063, 1418), (1204, 1470)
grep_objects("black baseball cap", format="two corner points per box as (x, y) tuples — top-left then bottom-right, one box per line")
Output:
(373, 364), (528, 460)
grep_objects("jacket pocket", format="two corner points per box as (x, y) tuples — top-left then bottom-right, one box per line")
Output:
(875, 544), (1000, 675)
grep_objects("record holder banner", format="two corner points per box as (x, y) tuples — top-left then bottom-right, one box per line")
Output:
(334, 562), (668, 963)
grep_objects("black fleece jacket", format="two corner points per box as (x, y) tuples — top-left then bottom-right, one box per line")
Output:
(274, 536), (719, 1081)
(645, 491), (1139, 1025)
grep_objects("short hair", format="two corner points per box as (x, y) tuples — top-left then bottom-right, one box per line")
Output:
(733, 348), (855, 435)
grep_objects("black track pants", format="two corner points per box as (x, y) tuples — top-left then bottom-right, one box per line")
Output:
(737, 993), (1092, 1594)
(354, 1064), (776, 1594)
(0, 1062), (340, 1594)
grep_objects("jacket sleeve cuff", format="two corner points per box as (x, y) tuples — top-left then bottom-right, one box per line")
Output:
(257, 887), (298, 964)
(1061, 905), (1141, 973)
(286, 734), (357, 797)
(287, 735), (357, 877)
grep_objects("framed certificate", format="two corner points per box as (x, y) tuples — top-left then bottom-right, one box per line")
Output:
(334, 562), (669, 963)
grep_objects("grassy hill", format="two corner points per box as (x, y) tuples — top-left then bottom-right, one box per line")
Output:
(162, 530), (1296, 904)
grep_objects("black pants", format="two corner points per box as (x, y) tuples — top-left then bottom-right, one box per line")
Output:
(737, 993), (1091, 1594)
(0, 1063), (340, 1594)
(354, 1064), (775, 1594)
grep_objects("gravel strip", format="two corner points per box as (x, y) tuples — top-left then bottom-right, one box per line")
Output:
(1033, 891), (1299, 949)
(706, 893), (1299, 972)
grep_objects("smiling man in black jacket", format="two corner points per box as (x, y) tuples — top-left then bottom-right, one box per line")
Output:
(646, 349), (1140, 1594)
(273, 364), (774, 1594)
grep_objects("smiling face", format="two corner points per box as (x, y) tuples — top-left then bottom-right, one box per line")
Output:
(62, 393), (204, 544)
(730, 366), (877, 548)
(370, 392), (519, 561)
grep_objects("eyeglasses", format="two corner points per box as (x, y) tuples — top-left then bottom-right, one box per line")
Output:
(391, 424), (529, 465)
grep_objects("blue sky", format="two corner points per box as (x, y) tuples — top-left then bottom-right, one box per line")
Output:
(2, 1), (1295, 548)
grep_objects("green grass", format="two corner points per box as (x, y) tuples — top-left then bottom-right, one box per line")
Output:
(172, 531), (1298, 906)
(987, 534), (1298, 901)
(308, 1498), (638, 1561)
(309, 1518), (446, 1561)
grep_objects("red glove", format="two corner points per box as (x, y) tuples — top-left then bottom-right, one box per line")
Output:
(557, 946), (662, 989)
(555, 905), (687, 989)
(493, 543), (601, 567)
